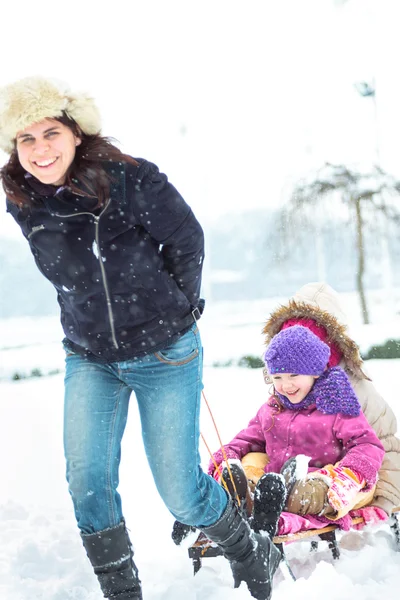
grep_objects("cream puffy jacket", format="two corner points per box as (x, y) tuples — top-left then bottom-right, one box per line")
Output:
(262, 282), (400, 514)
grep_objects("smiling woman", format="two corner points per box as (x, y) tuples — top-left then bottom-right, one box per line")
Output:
(0, 77), (127, 209)
(0, 76), (281, 600)
(16, 120), (81, 186)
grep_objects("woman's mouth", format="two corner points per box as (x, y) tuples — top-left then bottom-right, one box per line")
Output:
(34, 157), (58, 168)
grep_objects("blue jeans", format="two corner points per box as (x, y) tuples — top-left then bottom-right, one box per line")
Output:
(63, 324), (228, 534)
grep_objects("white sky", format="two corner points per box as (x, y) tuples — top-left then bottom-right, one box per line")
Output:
(1, 0), (400, 238)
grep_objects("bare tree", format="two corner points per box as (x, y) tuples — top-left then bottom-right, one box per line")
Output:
(288, 163), (400, 324)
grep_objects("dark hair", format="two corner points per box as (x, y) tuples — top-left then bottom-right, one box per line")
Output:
(0, 113), (139, 209)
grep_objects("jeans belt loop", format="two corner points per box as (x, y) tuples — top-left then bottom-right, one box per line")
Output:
(191, 306), (201, 322)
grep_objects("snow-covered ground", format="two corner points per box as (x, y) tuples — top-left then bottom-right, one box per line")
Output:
(1, 296), (400, 599)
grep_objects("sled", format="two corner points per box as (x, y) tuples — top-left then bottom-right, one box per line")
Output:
(188, 506), (400, 576)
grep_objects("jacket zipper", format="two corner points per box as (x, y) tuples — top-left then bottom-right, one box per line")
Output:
(28, 224), (45, 239)
(52, 199), (119, 350)
(93, 209), (119, 349)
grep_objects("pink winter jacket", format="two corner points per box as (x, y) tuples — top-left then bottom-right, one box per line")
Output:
(210, 399), (385, 489)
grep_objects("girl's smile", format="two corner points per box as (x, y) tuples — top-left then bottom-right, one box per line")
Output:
(271, 372), (319, 404)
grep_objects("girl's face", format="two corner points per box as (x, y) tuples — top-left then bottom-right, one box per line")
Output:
(271, 372), (318, 404)
(16, 118), (81, 186)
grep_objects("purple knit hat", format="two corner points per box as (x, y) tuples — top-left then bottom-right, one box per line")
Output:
(264, 325), (331, 376)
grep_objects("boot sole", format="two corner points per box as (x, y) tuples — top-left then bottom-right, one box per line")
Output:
(253, 474), (286, 536)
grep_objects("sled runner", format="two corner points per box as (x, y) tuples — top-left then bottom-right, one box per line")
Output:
(188, 506), (400, 577)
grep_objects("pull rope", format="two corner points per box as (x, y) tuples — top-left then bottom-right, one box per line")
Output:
(201, 390), (242, 507)
(200, 433), (229, 495)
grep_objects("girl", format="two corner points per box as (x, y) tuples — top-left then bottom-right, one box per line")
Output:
(261, 281), (400, 517)
(210, 325), (385, 534)
(0, 76), (280, 600)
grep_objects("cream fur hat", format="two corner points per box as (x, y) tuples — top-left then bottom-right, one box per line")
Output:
(0, 76), (101, 153)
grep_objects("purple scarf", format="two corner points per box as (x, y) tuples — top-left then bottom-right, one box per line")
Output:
(275, 367), (360, 416)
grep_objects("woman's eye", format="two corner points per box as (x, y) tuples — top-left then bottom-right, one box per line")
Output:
(46, 131), (58, 138)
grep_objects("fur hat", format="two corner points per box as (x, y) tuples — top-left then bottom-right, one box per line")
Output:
(0, 76), (101, 153)
(264, 325), (330, 376)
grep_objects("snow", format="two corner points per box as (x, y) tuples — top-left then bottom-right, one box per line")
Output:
(1, 301), (400, 599)
(293, 455), (311, 480)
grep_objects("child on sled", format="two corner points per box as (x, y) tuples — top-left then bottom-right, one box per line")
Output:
(208, 324), (386, 538)
(263, 282), (400, 517)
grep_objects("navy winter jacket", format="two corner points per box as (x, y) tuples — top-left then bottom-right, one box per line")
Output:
(6, 159), (205, 362)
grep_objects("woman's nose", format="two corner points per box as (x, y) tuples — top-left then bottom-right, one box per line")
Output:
(33, 140), (50, 154)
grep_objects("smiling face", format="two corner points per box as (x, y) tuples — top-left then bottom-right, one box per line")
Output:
(16, 118), (81, 186)
(271, 372), (318, 404)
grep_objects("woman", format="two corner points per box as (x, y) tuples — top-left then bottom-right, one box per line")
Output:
(0, 76), (280, 600)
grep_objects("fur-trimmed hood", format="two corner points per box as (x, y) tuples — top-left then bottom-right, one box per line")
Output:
(262, 282), (367, 380)
(0, 76), (101, 153)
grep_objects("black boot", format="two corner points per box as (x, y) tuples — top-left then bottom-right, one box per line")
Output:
(201, 497), (281, 600)
(171, 520), (197, 546)
(252, 473), (286, 538)
(221, 462), (250, 516)
(81, 521), (142, 600)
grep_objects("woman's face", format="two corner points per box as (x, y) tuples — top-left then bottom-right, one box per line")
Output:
(16, 118), (81, 186)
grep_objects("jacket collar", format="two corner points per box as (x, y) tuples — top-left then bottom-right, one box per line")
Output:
(25, 172), (99, 214)
(24, 172), (61, 197)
